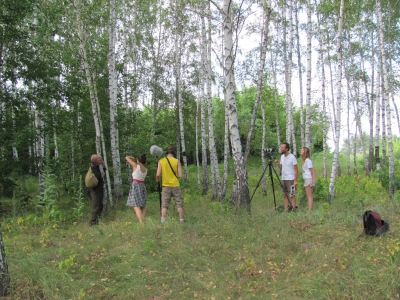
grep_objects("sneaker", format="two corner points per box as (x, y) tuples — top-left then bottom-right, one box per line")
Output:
(161, 218), (166, 223)
(180, 219), (185, 223)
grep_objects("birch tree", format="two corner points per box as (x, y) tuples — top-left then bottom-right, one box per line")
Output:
(377, 0), (395, 196)
(0, 229), (9, 296)
(243, 0), (271, 165)
(74, 0), (112, 206)
(304, 0), (312, 149)
(200, 14), (208, 196)
(108, 0), (122, 200)
(221, 0), (250, 208)
(206, 1), (221, 199)
(328, 0), (345, 200)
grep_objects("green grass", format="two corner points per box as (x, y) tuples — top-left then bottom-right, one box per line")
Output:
(1, 156), (400, 299)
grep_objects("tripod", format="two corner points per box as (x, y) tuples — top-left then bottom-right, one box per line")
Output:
(250, 153), (293, 211)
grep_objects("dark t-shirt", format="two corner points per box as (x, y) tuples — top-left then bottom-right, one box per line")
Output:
(91, 164), (105, 187)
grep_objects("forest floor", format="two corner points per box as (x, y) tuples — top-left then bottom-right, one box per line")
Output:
(1, 158), (400, 299)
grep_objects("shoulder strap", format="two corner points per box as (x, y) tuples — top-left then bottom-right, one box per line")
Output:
(165, 157), (178, 178)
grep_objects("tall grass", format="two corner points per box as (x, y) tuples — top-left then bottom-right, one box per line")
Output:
(1, 156), (400, 299)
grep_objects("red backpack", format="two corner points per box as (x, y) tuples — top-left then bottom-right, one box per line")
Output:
(363, 210), (389, 237)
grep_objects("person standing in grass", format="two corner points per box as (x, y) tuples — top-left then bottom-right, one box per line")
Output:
(301, 147), (316, 211)
(89, 154), (106, 226)
(156, 146), (184, 223)
(274, 142), (298, 211)
(125, 154), (148, 223)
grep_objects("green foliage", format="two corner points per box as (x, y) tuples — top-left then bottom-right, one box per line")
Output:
(72, 176), (86, 221)
(335, 175), (387, 205)
(313, 177), (330, 202)
(36, 169), (64, 224)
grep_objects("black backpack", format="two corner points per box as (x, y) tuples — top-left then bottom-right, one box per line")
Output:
(363, 210), (389, 237)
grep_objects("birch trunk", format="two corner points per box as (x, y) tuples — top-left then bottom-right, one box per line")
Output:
(223, 0), (250, 209)
(0, 229), (10, 296)
(315, 4), (328, 179)
(74, 0), (111, 206)
(377, 0), (394, 195)
(294, 0), (304, 147)
(271, 52), (281, 148)
(328, 0), (344, 200)
(206, 2), (220, 199)
(304, 0), (312, 149)
(261, 101), (267, 195)
(375, 39), (382, 170)
(196, 95), (201, 189)
(200, 15), (208, 196)
(175, 2), (188, 182)
(108, 0), (122, 201)
(392, 94), (400, 135)
(244, 0), (271, 164)
(346, 82), (351, 175)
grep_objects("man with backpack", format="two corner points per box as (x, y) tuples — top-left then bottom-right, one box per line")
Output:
(156, 146), (184, 223)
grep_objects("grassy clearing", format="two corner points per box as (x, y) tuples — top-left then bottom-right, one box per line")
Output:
(1, 156), (400, 299)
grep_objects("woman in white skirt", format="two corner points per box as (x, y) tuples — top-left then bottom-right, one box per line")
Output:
(301, 147), (316, 211)
(125, 154), (148, 223)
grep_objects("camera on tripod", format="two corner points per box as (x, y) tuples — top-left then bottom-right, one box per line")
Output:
(264, 147), (275, 153)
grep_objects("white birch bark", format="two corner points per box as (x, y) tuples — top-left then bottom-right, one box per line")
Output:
(288, 0), (297, 155)
(375, 39), (382, 170)
(315, 3), (328, 179)
(346, 81), (351, 175)
(108, 0), (122, 201)
(271, 53), (281, 148)
(377, 0), (394, 195)
(74, 0), (111, 206)
(11, 86), (18, 160)
(206, 2), (220, 199)
(392, 94), (400, 135)
(0, 229), (10, 296)
(304, 0), (312, 149)
(175, 1), (188, 182)
(244, 0), (271, 164)
(328, 0), (344, 200)
(195, 93), (201, 189)
(260, 101), (267, 195)
(294, 1), (304, 148)
(200, 15), (208, 196)
(223, 0), (250, 208)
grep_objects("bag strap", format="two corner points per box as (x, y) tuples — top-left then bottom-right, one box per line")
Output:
(165, 157), (178, 178)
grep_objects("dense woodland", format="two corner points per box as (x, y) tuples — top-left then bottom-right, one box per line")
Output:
(1, 0), (400, 295)
(1, 0), (400, 214)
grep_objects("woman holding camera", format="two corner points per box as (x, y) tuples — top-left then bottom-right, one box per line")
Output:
(301, 147), (316, 211)
(125, 154), (148, 223)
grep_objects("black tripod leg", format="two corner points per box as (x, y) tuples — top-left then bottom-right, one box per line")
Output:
(269, 164), (277, 210)
(271, 164), (293, 210)
(250, 164), (269, 202)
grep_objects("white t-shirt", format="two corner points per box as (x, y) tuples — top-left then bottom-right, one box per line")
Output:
(302, 158), (313, 179)
(132, 165), (147, 181)
(280, 153), (297, 180)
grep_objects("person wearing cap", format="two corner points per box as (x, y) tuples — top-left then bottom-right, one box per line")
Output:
(156, 146), (184, 223)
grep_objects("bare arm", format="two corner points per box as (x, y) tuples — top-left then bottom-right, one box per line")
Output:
(156, 161), (162, 182)
(310, 167), (315, 187)
(125, 156), (137, 170)
(274, 159), (282, 169)
(294, 164), (298, 185)
(177, 160), (182, 178)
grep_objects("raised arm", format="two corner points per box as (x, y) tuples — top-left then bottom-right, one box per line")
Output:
(125, 156), (137, 170)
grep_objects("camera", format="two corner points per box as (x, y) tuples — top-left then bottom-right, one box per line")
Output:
(264, 147), (275, 153)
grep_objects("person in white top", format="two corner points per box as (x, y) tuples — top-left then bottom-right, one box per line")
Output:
(125, 154), (148, 223)
(274, 142), (298, 211)
(301, 147), (316, 211)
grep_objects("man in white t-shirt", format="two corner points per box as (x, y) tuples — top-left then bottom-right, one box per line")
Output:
(274, 142), (298, 211)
